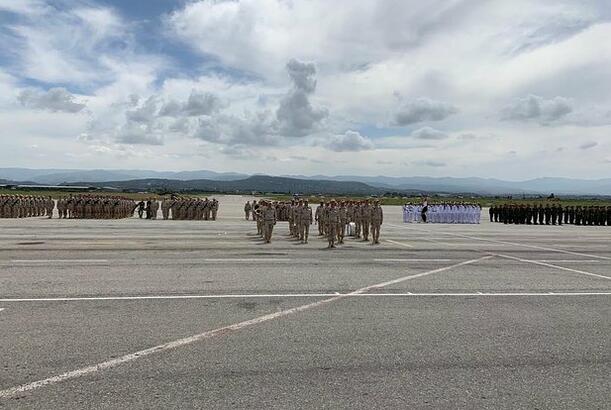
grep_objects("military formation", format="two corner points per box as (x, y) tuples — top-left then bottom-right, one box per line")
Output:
(245, 199), (383, 247)
(159, 197), (219, 220)
(0, 194), (222, 221)
(0, 195), (54, 218)
(56, 195), (137, 219)
(4, 193), (610, 231)
(403, 202), (481, 224)
(489, 204), (611, 226)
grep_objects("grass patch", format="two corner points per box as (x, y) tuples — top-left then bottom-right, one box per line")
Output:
(259, 194), (611, 208)
(0, 189), (221, 201)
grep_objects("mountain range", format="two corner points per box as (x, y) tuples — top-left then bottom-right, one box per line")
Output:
(1, 168), (611, 196)
(71, 175), (391, 196)
(0, 168), (247, 185)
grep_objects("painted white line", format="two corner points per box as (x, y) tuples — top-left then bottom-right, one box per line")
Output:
(494, 254), (611, 281)
(356, 255), (493, 290)
(387, 223), (611, 280)
(374, 258), (453, 262)
(392, 234), (457, 248)
(0, 308), (4, 312)
(376, 259), (599, 263)
(3, 258), (291, 265)
(388, 223), (611, 261)
(0, 255), (491, 399)
(0, 294), (334, 302)
(10, 260), (109, 264)
(385, 239), (414, 248)
(537, 260), (600, 263)
(200, 258), (291, 263)
(1, 291), (610, 303)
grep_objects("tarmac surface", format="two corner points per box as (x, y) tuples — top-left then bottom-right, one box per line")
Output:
(0, 195), (609, 409)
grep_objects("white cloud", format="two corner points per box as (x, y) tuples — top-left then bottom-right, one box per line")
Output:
(1, 0), (611, 179)
(186, 59), (327, 146)
(579, 141), (597, 150)
(409, 127), (449, 140)
(325, 130), (374, 152)
(276, 59), (328, 137)
(220, 144), (257, 159)
(159, 91), (222, 117)
(193, 111), (280, 146)
(0, 0), (49, 16)
(166, 0), (475, 79)
(2, 2), (165, 86)
(414, 160), (446, 167)
(18, 88), (86, 113)
(125, 96), (158, 124)
(393, 97), (457, 126)
(115, 122), (164, 146)
(502, 94), (573, 123)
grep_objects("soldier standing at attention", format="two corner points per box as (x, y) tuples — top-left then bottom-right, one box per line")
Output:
(337, 201), (348, 244)
(353, 201), (362, 238)
(211, 199), (219, 220)
(244, 201), (252, 220)
(300, 201), (313, 244)
(326, 200), (339, 249)
(161, 198), (170, 220)
(150, 199), (159, 220)
(144, 199), (151, 219)
(262, 200), (277, 244)
(370, 200), (383, 245)
(361, 200), (372, 242)
(544, 204), (551, 225)
(46, 196), (54, 219)
(525, 204), (532, 225)
(293, 201), (300, 238)
(315, 202), (324, 236)
(288, 200), (295, 236)
(293, 201), (301, 238)
(201, 198), (209, 220)
(551, 204), (558, 225)
(255, 200), (264, 238)
(294, 200), (303, 239)
(575, 206), (582, 225)
(324, 202), (332, 237)
(57, 197), (65, 219)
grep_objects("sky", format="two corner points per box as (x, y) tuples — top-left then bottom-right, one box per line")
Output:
(0, 0), (610, 179)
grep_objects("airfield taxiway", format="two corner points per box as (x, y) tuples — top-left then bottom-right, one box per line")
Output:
(0, 195), (609, 409)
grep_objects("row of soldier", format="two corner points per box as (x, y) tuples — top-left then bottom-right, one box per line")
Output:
(489, 204), (611, 226)
(158, 198), (219, 220)
(0, 195), (54, 218)
(56, 196), (137, 219)
(1, 194), (221, 220)
(245, 199), (383, 247)
(403, 202), (481, 224)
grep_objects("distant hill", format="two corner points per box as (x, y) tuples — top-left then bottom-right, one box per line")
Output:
(285, 175), (611, 196)
(2, 167), (611, 195)
(0, 178), (39, 186)
(0, 168), (247, 185)
(66, 175), (392, 196)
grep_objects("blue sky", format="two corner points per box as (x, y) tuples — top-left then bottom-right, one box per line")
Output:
(0, 0), (610, 178)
